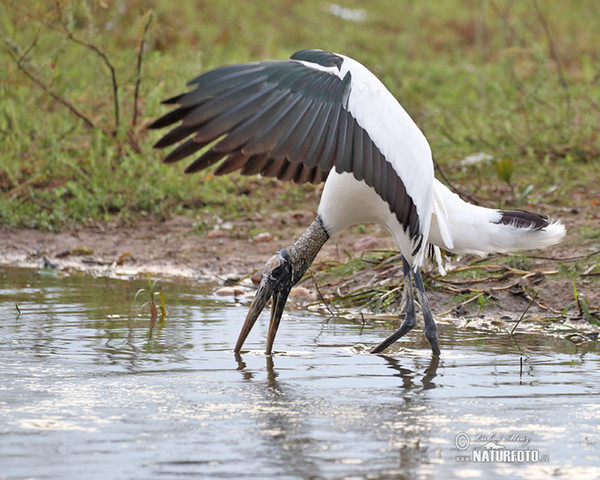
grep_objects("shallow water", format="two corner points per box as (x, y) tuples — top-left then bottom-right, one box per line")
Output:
(1, 266), (599, 480)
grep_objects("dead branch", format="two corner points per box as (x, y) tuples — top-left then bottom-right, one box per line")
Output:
(53, 1), (120, 134)
(489, 0), (526, 48)
(432, 155), (483, 206)
(532, 0), (572, 108)
(527, 248), (600, 262)
(309, 272), (336, 317)
(132, 12), (153, 128)
(3, 35), (98, 131)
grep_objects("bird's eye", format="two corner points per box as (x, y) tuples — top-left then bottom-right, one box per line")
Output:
(270, 264), (284, 279)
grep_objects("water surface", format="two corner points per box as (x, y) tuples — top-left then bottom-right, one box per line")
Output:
(1, 267), (598, 479)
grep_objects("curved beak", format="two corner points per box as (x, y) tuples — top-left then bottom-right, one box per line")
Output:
(234, 279), (291, 355)
(265, 290), (289, 355)
(234, 280), (272, 353)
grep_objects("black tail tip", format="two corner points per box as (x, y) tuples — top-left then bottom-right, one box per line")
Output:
(496, 209), (549, 230)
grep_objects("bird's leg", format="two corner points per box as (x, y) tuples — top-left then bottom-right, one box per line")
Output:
(413, 269), (441, 355)
(370, 256), (417, 353)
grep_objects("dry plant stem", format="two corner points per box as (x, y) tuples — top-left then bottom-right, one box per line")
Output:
(489, 0), (526, 47)
(432, 156), (483, 206)
(444, 277), (557, 313)
(532, 0), (571, 107)
(7, 174), (44, 200)
(435, 265), (538, 285)
(528, 249), (600, 262)
(132, 12), (153, 128)
(53, 1), (120, 133)
(4, 35), (97, 131)
(309, 272), (336, 317)
(511, 288), (543, 334)
(437, 292), (487, 317)
(448, 264), (531, 274)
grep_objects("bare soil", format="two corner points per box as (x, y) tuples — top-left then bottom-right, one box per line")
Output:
(1, 198), (598, 340)
(0, 204), (385, 283)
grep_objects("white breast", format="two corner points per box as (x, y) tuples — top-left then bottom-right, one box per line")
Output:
(318, 171), (419, 264)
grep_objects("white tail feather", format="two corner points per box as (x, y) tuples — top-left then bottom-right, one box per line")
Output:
(429, 180), (566, 256)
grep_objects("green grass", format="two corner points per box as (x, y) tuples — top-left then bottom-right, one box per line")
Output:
(1, 0), (599, 230)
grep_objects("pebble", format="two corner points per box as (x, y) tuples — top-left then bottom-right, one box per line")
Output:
(250, 271), (262, 284)
(289, 286), (318, 303)
(253, 232), (274, 243)
(214, 286), (244, 297)
(207, 229), (226, 239)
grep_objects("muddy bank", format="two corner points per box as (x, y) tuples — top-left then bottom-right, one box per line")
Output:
(1, 210), (598, 342)
(0, 213), (391, 283)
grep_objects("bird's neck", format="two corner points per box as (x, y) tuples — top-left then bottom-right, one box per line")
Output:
(287, 215), (330, 285)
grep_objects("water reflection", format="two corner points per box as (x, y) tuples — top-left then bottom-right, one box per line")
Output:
(382, 353), (440, 391)
(228, 351), (442, 478)
(1, 266), (599, 480)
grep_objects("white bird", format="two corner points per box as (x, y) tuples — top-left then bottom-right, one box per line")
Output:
(150, 49), (565, 355)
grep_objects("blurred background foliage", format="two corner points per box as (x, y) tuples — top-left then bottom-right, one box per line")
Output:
(1, 0), (598, 229)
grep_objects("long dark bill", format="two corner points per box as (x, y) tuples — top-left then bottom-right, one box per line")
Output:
(234, 281), (272, 353)
(265, 290), (289, 355)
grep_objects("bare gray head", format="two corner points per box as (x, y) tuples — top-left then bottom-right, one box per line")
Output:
(234, 217), (329, 355)
(233, 249), (294, 355)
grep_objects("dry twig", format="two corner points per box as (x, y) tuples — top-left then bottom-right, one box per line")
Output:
(4, 35), (98, 131)
(52, 1), (121, 133)
(532, 0), (572, 108)
(132, 12), (153, 128)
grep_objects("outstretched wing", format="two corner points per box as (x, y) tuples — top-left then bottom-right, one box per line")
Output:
(150, 49), (433, 244)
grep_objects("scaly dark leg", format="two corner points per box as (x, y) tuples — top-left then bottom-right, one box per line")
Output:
(370, 256), (417, 353)
(413, 268), (441, 355)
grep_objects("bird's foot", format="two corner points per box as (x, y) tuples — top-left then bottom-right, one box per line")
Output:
(370, 311), (417, 354)
(425, 326), (441, 356)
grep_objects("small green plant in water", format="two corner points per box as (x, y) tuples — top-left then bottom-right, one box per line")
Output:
(135, 274), (167, 333)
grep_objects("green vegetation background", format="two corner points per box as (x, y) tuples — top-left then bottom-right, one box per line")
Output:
(1, 0), (598, 230)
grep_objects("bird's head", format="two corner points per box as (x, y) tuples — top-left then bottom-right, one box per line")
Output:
(234, 249), (295, 355)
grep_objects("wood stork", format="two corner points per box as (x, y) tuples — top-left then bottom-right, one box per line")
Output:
(150, 49), (565, 355)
